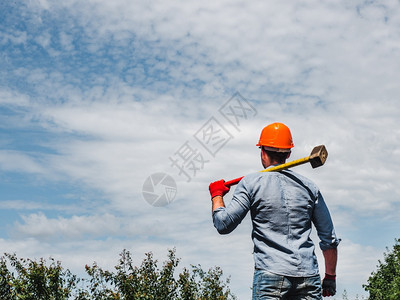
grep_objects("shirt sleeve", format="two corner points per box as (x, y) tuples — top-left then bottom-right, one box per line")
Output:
(312, 191), (341, 250)
(212, 178), (252, 234)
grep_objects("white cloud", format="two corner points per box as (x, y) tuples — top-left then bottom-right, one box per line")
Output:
(1, 1), (400, 298)
(0, 200), (77, 212)
(0, 31), (27, 45)
(0, 89), (30, 106)
(0, 150), (46, 174)
(35, 31), (51, 49)
(14, 212), (122, 239)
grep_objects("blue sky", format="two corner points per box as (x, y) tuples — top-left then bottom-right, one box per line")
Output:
(1, 0), (400, 299)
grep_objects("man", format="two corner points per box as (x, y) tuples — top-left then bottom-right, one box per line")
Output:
(209, 122), (340, 300)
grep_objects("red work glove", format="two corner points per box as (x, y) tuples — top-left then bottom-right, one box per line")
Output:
(322, 274), (336, 297)
(209, 180), (230, 199)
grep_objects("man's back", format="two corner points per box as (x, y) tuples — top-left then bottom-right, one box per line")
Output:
(213, 169), (338, 277)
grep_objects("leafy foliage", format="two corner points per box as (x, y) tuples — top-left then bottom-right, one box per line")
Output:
(0, 253), (77, 300)
(0, 249), (236, 300)
(364, 238), (400, 300)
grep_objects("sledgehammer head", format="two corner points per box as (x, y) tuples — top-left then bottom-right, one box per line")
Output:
(309, 145), (328, 168)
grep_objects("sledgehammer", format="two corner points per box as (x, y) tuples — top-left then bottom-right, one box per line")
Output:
(224, 145), (328, 187)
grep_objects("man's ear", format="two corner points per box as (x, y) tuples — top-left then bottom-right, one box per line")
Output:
(261, 147), (268, 159)
(286, 151), (291, 160)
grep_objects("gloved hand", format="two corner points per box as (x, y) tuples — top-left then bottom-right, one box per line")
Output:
(322, 274), (336, 297)
(209, 180), (230, 199)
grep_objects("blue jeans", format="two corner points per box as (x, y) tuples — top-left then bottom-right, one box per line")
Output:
(252, 270), (322, 300)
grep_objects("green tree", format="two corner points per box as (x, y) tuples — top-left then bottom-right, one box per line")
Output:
(80, 248), (236, 300)
(0, 249), (236, 300)
(0, 255), (14, 300)
(364, 238), (400, 300)
(0, 253), (77, 299)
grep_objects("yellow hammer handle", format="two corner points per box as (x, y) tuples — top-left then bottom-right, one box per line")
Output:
(225, 156), (312, 187)
(260, 156), (310, 173)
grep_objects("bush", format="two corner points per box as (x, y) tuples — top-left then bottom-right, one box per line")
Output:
(0, 249), (236, 300)
(0, 253), (77, 299)
(364, 238), (400, 300)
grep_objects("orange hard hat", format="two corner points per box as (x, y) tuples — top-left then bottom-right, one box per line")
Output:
(256, 122), (294, 151)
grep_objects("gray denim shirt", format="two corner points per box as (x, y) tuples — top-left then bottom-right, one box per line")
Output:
(213, 169), (340, 277)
